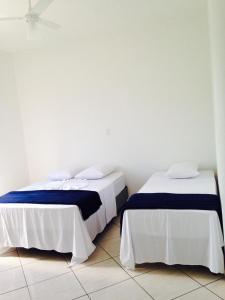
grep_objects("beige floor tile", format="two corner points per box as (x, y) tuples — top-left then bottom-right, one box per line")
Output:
(135, 267), (200, 300)
(23, 258), (70, 285)
(18, 248), (66, 265)
(176, 287), (221, 300)
(0, 248), (16, 255)
(97, 224), (120, 242)
(207, 278), (225, 299)
(98, 237), (120, 257)
(113, 256), (161, 277)
(89, 278), (152, 300)
(71, 247), (110, 270)
(112, 216), (120, 226)
(0, 287), (30, 300)
(178, 265), (223, 285)
(0, 267), (26, 295)
(74, 258), (129, 293)
(0, 251), (21, 272)
(29, 272), (85, 300)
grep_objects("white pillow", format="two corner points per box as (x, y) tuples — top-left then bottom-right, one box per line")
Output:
(47, 169), (76, 181)
(75, 165), (114, 180)
(166, 161), (199, 179)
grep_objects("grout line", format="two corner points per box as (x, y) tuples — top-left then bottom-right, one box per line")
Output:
(71, 267), (91, 298)
(131, 276), (155, 300)
(174, 267), (204, 286)
(96, 242), (119, 258)
(97, 235), (121, 243)
(72, 295), (91, 300)
(110, 254), (155, 299)
(111, 256), (157, 279)
(67, 251), (93, 299)
(110, 255), (219, 300)
(0, 285), (28, 297)
(87, 278), (131, 296)
(202, 276), (224, 287)
(177, 266), (224, 288)
(107, 252), (155, 300)
(0, 265), (22, 273)
(16, 248), (32, 300)
(67, 240), (135, 298)
(71, 296), (85, 300)
(171, 286), (203, 300)
(70, 242), (133, 298)
(168, 267), (224, 300)
(0, 249), (22, 273)
(18, 248), (71, 290)
(27, 268), (72, 287)
(65, 235), (129, 298)
(204, 284), (224, 300)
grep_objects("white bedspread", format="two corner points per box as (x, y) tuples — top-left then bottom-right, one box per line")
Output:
(120, 171), (224, 274)
(0, 172), (125, 264)
(139, 170), (217, 195)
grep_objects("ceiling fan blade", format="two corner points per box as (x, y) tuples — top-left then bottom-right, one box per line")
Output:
(0, 17), (23, 21)
(30, 0), (55, 16)
(38, 17), (60, 30)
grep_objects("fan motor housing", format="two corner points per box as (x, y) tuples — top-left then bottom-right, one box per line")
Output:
(25, 14), (39, 24)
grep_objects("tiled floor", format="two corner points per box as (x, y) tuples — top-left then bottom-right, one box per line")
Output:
(0, 217), (224, 300)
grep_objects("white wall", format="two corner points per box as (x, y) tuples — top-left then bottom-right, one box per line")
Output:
(14, 2), (215, 193)
(0, 51), (28, 195)
(208, 0), (225, 231)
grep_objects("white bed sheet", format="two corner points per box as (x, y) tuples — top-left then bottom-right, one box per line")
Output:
(139, 170), (217, 195)
(0, 171), (125, 264)
(120, 170), (224, 274)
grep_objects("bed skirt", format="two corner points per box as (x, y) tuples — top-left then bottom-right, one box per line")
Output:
(120, 209), (224, 274)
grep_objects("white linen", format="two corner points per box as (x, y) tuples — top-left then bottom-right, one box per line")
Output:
(166, 161), (199, 179)
(121, 210), (224, 273)
(0, 171), (125, 264)
(19, 178), (89, 191)
(0, 203), (95, 264)
(75, 165), (114, 180)
(139, 170), (217, 195)
(120, 170), (224, 274)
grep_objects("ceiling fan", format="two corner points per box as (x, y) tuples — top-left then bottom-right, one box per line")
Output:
(0, 0), (60, 39)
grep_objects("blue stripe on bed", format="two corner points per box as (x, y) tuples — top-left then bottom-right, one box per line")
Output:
(120, 193), (223, 231)
(0, 190), (102, 221)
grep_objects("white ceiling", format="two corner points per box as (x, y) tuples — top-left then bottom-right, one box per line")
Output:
(0, 0), (206, 53)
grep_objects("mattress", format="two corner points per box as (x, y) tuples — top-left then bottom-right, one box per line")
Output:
(139, 170), (217, 195)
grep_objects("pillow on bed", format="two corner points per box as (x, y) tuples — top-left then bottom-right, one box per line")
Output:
(75, 165), (114, 180)
(47, 169), (75, 181)
(166, 161), (199, 179)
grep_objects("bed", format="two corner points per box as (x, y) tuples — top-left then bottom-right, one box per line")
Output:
(0, 171), (127, 264)
(120, 170), (224, 274)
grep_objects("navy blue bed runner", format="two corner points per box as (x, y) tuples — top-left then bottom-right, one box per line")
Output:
(0, 190), (102, 220)
(120, 193), (222, 230)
